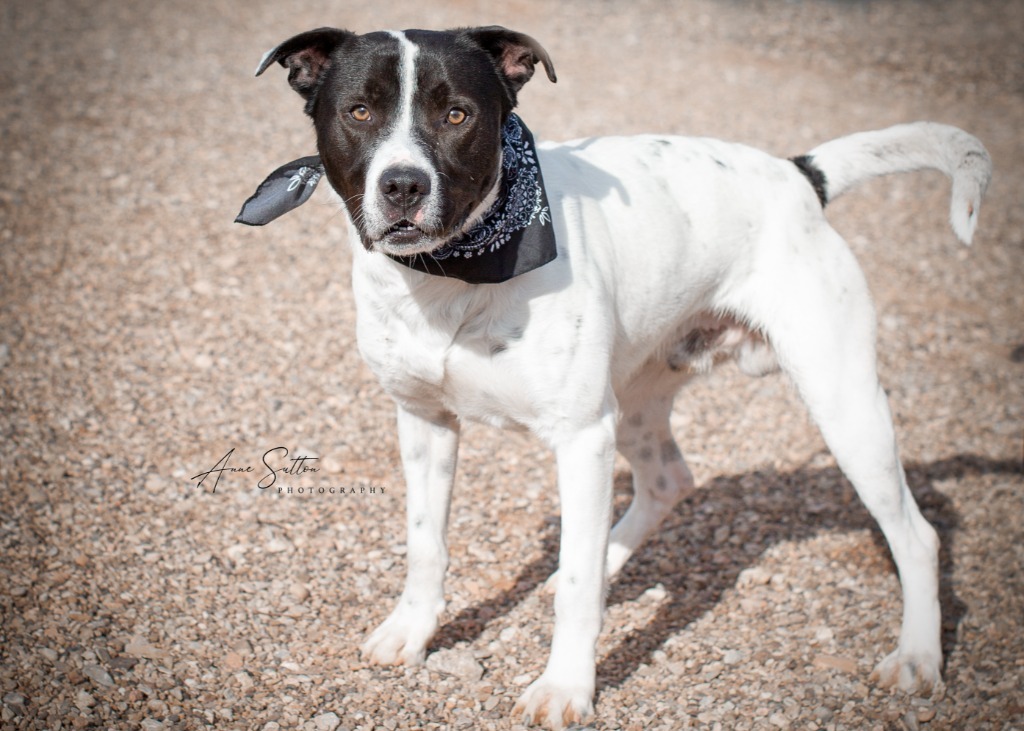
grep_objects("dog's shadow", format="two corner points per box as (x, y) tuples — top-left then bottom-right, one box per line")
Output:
(432, 454), (1018, 691)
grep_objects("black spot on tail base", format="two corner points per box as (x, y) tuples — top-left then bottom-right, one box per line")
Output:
(790, 155), (828, 207)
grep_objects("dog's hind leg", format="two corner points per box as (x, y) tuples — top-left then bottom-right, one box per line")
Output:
(609, 387), (696, 579)
(744, 227), (942, 694)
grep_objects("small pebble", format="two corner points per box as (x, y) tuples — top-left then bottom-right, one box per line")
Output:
(266, 538), (293, 553)
(320, 456), (343, 473)
(289, 583), (311, 602)
(75, 690), (96, 711)
(235, 671), (254, 690)
(737, 567), (771, 587)
(702, 661), (724, 681)
(124, 637), (170, 660)
(313, 712), (341, 731)
(82, 664), (115, 687)
(426, 648), (484, 681)
(642, 583), (668, 601)
(812, 654), (858, 675)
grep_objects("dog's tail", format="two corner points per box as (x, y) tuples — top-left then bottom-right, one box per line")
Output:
(794, 122), (992, 245)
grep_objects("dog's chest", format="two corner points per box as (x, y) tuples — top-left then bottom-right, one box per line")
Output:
(352, 278), (563, 428)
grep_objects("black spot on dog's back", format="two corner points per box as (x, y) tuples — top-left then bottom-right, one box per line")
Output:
(790, 155), (829, 207)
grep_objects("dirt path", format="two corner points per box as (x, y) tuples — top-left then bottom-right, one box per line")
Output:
(2, 1), (1022, 729)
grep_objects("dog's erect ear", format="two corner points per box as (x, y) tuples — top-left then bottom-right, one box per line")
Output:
(464, 26), (556, 99)
(255, 27), (354, 106)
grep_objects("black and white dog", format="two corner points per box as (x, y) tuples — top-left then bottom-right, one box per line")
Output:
(247, 26), (991, 729)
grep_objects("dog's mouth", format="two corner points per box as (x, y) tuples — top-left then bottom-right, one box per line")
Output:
(385, 219), (422, 243)
(372, 219), (446, 257)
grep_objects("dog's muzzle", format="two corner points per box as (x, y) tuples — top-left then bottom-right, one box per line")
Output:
(377, 166), (434, 245)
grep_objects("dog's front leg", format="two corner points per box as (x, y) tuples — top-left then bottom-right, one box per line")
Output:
(362, 405), (459, 666)
(517, 412), (616, 730)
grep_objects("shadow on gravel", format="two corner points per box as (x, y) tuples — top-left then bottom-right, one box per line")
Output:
(430, 454), (1019, 692)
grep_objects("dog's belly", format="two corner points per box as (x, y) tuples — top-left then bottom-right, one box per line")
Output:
(538, 135), (813, 379)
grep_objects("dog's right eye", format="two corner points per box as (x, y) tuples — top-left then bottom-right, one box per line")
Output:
(350, 105), (371, 122)
(447, 108), (468, 125)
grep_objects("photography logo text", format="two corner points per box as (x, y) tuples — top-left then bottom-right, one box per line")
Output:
(191, 447), (386, 497)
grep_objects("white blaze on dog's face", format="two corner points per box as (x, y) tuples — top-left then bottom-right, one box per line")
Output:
(256, 27), (555, 256)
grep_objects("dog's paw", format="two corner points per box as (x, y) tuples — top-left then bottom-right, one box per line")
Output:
(514, 674), (594, 730)
(870, 648), (943, 695)
(361, 605), (440, 666)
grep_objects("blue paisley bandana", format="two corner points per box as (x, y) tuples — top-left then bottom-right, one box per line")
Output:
(235, 114), (557, 284)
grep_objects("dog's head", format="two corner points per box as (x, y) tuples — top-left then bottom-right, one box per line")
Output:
(256, 26), (555, 257)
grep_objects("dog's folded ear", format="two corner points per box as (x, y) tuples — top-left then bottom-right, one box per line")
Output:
(256, 27), (354, 108)
(464, 26), (556, 101)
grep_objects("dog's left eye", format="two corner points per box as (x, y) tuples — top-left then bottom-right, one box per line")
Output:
(447, 108), (468, 125)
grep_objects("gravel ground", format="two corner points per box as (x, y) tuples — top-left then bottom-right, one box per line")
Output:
(2, 1), (1022, 729)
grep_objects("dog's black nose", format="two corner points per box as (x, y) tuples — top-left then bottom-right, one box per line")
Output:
(379, 166), (432, 210)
